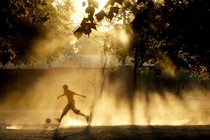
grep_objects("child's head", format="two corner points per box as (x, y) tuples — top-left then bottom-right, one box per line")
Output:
(63, 84), (68, 90)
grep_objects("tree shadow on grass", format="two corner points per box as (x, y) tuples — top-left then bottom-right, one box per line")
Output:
(53, 125), (96, 140)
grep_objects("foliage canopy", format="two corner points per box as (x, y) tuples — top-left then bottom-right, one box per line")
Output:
(0, 0), (209, 80)
(74, 0), (210, 80)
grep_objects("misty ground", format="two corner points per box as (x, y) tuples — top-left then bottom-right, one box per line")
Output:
(1, 124), (210, 140)
(1, 92), (210, 140)
(1, 95), (210, 140)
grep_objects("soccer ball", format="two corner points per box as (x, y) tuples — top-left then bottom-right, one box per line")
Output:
(45, 118), (51, 124)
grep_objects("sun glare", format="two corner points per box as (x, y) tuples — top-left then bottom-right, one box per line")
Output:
(95, 0), (109, 11)
(6, 125), (21, 130)
(62, 118), (86, 126)
(51, 0), (120, 34)
(52, 0), (110, 22)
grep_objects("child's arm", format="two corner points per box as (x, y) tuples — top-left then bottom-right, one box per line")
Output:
(57, 93), (65, 99)
(75, 93), (86, 98)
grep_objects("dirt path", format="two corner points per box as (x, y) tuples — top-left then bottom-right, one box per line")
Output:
(1, 125), (210, 140)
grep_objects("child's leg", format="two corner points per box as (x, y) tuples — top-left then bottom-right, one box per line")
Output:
(56, 104), (70, 123)
(72, 107), (89, 123)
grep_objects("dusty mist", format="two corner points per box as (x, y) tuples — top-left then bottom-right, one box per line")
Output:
(0, 67), (210, 128)
(0, 10), (209, 127)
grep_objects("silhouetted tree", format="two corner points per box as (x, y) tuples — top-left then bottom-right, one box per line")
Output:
(0, 0), (51, 65)
(1, 0), (209, 82)
(74, 0), (210, 83)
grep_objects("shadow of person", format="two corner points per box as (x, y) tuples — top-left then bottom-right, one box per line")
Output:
(53, 125), (96, 140)
(53, 124), (61, 140)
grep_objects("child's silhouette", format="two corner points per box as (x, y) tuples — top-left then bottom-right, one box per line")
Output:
(55, 84), (89, 123)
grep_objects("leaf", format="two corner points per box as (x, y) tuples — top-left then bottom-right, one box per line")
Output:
(80, 18), (88, 27)
(110, 6), (119, 14)
(75, 19), (97, 38)
(107, 12), (114, 20)
(82, 1), (86, 7)
(107, 7), (119, 20)
(87, 15), (94, 22)
(74, 27), (83, 39)
(84, 23), (92, 36)
(85, 6), (95, 16)
(90, 22), (97, 30)
(95, 10), (106, 22)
